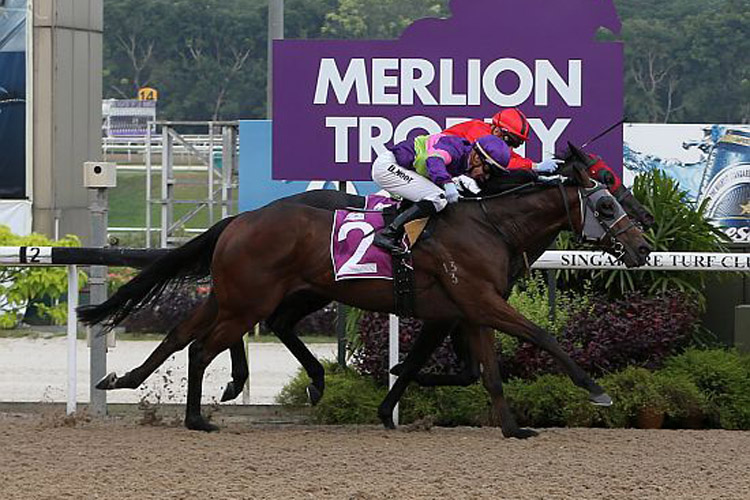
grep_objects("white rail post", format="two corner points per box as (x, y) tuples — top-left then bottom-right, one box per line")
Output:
(388, 314), (399, 426)
(66, 265), (78, 415)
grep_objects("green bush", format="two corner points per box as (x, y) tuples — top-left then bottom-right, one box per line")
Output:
(0, 225), (84, 328)
(654, 372), (707, 428)
(277, 350), (750, 430)
(278, 360), (488, 426)
(499, 272), (591, 358)
(277, 361), (386, 424)
(662, 349), (750, 429)
(405, 385), (489, 427)
(505, 374), (588, 427)
(599, 367), (667, 428)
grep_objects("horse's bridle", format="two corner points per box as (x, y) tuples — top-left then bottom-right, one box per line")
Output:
(562, 181), (637, 259)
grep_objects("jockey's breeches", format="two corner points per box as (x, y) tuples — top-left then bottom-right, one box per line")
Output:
(371, 151), (448, 212)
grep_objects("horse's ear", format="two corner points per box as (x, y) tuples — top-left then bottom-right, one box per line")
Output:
(567, 141), (585, 161)
(572, 161), (593, 187)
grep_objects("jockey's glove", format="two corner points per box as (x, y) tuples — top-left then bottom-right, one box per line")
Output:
(454, 175), (481, 195)
(533, 158), (563, 174)
(444, 182), (460, 204)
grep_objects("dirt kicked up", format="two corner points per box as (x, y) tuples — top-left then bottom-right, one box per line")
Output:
(2, 412), (749, 500)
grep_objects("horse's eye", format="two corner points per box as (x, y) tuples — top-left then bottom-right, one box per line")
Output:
(596, 199), (616, 219)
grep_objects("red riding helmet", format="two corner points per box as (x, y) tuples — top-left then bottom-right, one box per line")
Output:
(492, 108), (531, 143)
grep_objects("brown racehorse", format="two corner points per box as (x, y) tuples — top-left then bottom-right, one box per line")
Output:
(79, 145), (651, 435)
(90, 148), (654, 423)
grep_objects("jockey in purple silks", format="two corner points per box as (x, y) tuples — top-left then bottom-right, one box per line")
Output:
(371, 133), (512, 253)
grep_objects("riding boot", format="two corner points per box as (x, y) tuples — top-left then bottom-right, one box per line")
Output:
(374, 202), (435, 254)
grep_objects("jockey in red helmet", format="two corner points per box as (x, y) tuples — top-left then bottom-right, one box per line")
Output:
(444, 107), (626, 185)
(371, 134), (511, 253)
(444, 108), (556, 174)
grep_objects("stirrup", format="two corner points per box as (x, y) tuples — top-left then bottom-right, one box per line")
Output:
(374, 230), (406, 254)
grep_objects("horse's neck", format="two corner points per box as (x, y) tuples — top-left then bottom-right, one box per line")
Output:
(485, 184), (580, 255)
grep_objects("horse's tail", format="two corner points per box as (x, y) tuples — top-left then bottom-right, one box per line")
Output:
(77, 216), (237, 330)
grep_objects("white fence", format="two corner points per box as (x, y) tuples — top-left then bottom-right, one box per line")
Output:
(1, 246), (748, 419)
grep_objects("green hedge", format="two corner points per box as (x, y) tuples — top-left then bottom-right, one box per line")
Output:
(278, 349), (749, 430)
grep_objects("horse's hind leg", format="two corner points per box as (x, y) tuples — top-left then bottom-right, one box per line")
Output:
(469, 326), (537, 439)
(185, 317), (249, 432)
(96, 293), (218, 391)
(219, 293), (331, 404)
(267, 292), (331, 405)
(220, 341), (249, 402)
(392, 322), (481, 387)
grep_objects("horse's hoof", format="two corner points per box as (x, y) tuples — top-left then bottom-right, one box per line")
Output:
(220, 382), (239, 402)
(590, 392), (613, 406)
(378, 412), (396, 430)
(184, 416), (219, 432)
(503, 427), (538, 439)
(389, 363), (404, 376)
(95, 372), (118, 390)
(306, 384), (322, 406)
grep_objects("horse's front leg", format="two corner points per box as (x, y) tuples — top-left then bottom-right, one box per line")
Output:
(468, 326), (537, 439)
(467, 290), (610, 406)
(377, 320), (457, 429)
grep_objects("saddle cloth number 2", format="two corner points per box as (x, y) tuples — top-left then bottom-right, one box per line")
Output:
(337, 213), (378, 276)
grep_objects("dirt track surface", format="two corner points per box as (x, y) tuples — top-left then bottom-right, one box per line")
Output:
(2, 413), (749, 500)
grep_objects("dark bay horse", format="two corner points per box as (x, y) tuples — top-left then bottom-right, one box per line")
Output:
(80, 149), (651, 434)
(91, 147), (654, 410)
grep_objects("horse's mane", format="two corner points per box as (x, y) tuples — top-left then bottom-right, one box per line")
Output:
(465, 145), (590, 199)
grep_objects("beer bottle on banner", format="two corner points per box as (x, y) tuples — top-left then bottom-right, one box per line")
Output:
(697, 127), (750, 244)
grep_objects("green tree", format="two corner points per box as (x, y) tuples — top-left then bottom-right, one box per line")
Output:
(322, 0), (448, 39)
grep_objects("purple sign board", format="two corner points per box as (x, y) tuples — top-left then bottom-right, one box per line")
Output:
(273, 0), (623, 181)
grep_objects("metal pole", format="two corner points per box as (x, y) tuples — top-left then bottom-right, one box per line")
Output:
(221, 126), (236, 218)
(336, 181), (348, 367)
(267, 0), (284, 119)
(208, 123), (215, 224)
(66, 265), (78, 415)
(161, 126), (173, 248)
(145, 123), (152, 248)
(89, 188), (108, 416)
(388, 314), (399, 426)
(242, 333), (250, 405)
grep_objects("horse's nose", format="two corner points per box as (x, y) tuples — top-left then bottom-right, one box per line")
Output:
(638, 243), (652, 258)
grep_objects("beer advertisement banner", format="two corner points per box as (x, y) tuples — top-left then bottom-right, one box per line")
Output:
(0, 0), (26, 199)
(272, 0), (624, 181)
(624, 124), (750, 243)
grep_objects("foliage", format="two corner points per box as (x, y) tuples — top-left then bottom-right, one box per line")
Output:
(599, 367), (667, 427)
(277, 361), (386, 424)
(0, 226), (85, 328)
(620, 0), (750, 123)
(661, 349), (750, 430)
(504, 291), (699, 379)
(654, 371), (707, 427)
(504, 375), (588, 428)
(278, 349), (750, 430)
(508, 272), (588, 334)
(351, 312), (460, 385)
(107, 267), (138, 296)
(556, 169), (729, 309)
(322, 0), (448, 39)
(102, 0), (750, 123)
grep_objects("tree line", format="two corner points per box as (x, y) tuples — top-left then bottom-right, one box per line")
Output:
(103, 0), (749, 124)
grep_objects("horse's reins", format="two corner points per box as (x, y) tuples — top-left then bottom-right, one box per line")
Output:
(466, 181), (538, 253)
